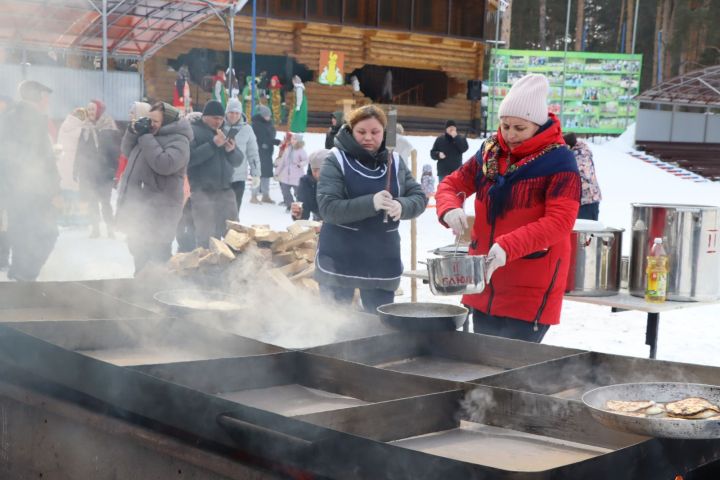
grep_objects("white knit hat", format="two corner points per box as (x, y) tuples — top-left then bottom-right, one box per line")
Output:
(498, 74), (549, 125)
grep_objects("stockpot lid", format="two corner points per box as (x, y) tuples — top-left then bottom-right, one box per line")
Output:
(631, 203), (719, 210)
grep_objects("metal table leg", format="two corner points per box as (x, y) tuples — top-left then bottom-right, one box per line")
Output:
(645, 312), (660, 359)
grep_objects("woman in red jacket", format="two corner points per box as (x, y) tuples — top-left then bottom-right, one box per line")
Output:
(436, 74), (581, 342)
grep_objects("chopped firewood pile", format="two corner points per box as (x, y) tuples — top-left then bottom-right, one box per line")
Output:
(168, 220), (322, 294)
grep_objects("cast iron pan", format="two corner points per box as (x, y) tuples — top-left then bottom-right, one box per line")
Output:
(583, 382), (720, 439)
(377, 302), (468, 332)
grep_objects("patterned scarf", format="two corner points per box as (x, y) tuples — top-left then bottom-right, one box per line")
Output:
(477, 114), (578, 223)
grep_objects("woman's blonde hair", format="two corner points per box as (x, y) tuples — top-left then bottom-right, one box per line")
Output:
(346, 104), (387, 130)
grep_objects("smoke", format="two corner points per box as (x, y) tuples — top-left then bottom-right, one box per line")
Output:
(197, 245), (385, 349)
(458, 388), (497, 425)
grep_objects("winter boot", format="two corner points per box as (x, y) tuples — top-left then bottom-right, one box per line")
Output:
(249, 196), (260, 204)
(262, 195), (274, 204)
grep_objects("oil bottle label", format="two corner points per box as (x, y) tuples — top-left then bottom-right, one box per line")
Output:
(646, 271), (667, 297)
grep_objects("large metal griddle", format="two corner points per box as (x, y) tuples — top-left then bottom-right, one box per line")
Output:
(306, 331), (584, 382)
(0, 323), (719, 479)
(0, 281), (158, 322)
(476, 351), (720, 401)
(6, 318), (284, 366)
(132, 352), (459, 417)
(295, 386), (720, 479)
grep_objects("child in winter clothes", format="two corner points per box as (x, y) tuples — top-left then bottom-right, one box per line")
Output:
(275, 133), (308, 211)
(420, 163), (435, 199)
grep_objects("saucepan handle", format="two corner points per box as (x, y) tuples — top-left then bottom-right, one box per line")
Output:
(217, 413), (316, 453)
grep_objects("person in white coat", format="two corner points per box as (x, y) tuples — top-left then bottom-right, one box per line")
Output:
(224, 99), (260, 217)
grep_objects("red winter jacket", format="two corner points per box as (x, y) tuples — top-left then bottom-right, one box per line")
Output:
(436, 115), (580, 327)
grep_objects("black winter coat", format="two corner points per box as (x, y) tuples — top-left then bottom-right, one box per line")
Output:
(430, 133), (469, 177)
(251, 114), (279, 178)
(0, 100), (60, 204)
(296, 174), (320, 220)
(324, 111), (344, 149)
(75, 128), (120, 192)
(188, 118), (243, 191)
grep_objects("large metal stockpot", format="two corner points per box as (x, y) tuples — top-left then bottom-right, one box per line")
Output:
(565, 226), (623, 296)
(629, 203), (720, 301)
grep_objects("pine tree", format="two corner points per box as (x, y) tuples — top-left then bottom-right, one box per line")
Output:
(575, 0), (586, 51)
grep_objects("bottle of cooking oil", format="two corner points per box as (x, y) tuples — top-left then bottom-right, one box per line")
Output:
(645, 237), (669, 303)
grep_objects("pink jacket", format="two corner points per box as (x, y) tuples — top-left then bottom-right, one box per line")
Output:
(275, 145), (308, 187)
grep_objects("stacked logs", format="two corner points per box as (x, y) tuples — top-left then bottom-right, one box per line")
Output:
(168, 220), (321, 294)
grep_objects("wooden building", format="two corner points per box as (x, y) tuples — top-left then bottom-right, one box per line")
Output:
(144, 0), (489, 132)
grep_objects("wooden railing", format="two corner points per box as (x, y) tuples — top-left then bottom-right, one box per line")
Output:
(392, 84), (424, 106)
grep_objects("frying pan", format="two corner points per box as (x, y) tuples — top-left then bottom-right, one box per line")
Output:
(153, 289), (247, 315)
(376, 302), (468, 332)
(582, 382), (720, 439)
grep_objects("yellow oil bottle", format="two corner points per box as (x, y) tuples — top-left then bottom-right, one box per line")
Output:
(645, 237), (669, 303)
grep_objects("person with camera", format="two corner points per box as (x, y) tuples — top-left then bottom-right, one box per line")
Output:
(188, 100), (244, 247)
(116, 102), (192, 276)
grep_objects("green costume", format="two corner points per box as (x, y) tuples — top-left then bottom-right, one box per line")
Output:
(289, 76), (308, 133)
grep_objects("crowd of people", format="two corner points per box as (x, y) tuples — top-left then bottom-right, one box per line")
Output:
(0, 72), (603, 343)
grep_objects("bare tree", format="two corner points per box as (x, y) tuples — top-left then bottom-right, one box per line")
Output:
(616, 0), (627, 52)
(625, 0), (635, 53)
(575, 0), (585, 51)
(501, 0), (513, 49)
(652, 0), (664, 85)
(661, 0), (675, 81)
(539, 0), (547, 49)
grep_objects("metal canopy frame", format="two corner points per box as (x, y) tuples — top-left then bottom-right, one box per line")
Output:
(1, 0), (238, 102)
(637, 65), (720, 108)
(0, 0), (235, 60)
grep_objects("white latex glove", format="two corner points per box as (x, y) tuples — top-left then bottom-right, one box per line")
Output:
(251, 176), (261, 189)
(443, 208), (468, 236)
(385, 200), (402, 221)
(485, 243), (507, 282)
(373, 190), (392, 211)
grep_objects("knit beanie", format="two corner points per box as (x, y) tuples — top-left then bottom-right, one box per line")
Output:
(226, 98), (242, 114)
(202, 100), (225, 117)
(309, 149), (330, 170)
(445, 119), (456, 128)
(498, 74), (549, 125)
(257, 104), (271, 119)
(160, 102), (180, 125)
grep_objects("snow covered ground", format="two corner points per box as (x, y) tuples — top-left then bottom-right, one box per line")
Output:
(3, 126), (720, 366)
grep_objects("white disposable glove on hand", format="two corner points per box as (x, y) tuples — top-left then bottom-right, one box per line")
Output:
(251, 176), (261, 189)
(443, 208), (468, 236)
(385, 200), (402, 221)
(485, 243), (507, 282)
(373, 190), (392, 211)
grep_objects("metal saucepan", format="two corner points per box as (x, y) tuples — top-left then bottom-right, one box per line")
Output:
(582, 382), (720, 439)
(153, 289), (247, 315)
(424, 255), (488, 296)
(377, 302), (468, 332)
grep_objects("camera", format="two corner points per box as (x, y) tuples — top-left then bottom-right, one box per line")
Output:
(130, 116), (152, 135)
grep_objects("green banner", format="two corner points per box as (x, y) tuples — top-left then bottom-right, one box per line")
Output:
(487, 49), (643, 135)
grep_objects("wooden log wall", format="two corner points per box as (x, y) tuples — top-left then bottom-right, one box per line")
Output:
(145, 16), (484, 123)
